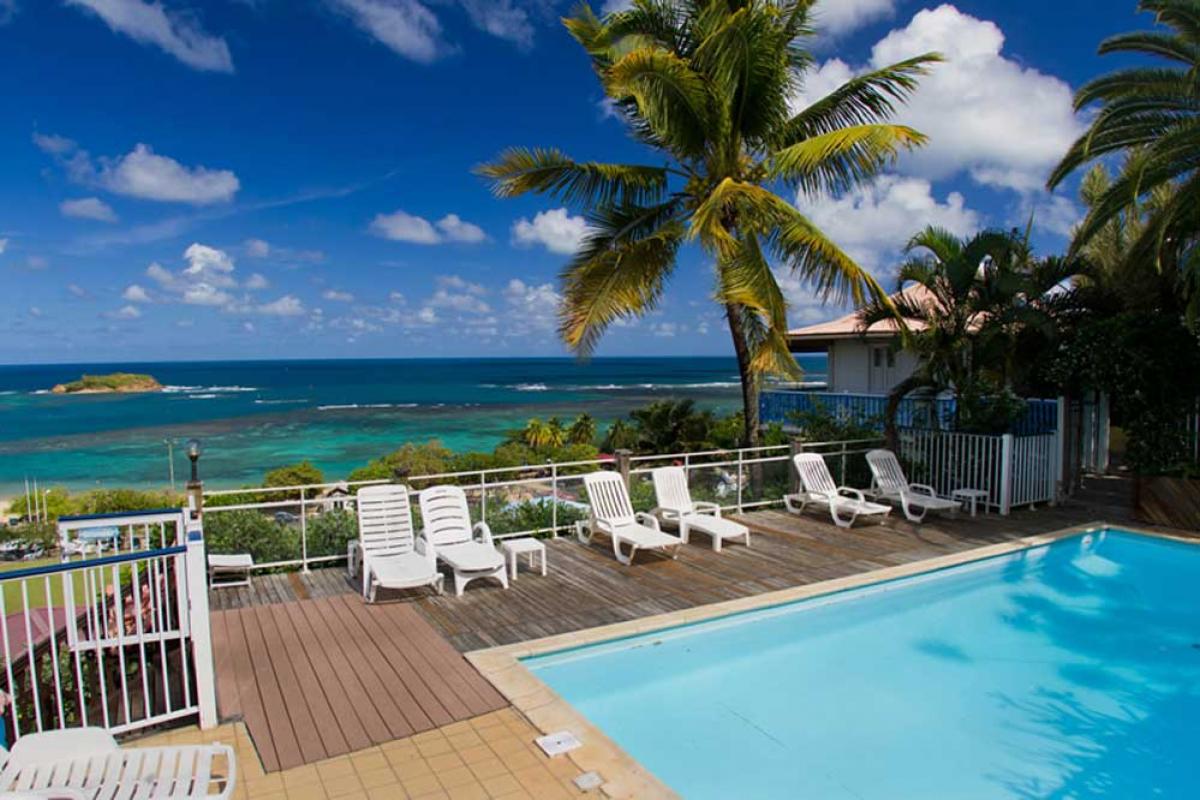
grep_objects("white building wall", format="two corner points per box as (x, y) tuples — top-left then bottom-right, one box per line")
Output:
(826, 340), (919, 394)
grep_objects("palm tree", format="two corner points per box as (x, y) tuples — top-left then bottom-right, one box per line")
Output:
(567, 413), (598, 445)
(1047, 0), (1200, 309)
(860, 227), (1083, 444)
(601, 418), (639, 451)
(479, 1), (939, 446)
(629, 398), (715, 452)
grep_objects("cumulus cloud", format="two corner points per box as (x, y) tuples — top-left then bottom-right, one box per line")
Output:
(122, 283), (151, 302)
(327, 0), (444, 63)
(33, 133), (77, 155)
(98, 144), (239, 204)
(244, 272), (269, 290)
(812, 0), (895, 36)
(457, 0), (533, 48)
(244, 238), (271, 258)
(795, 5), (1083, 193)
(258, 295), (305, 316)
(107, 304), (142, 320)
(370, 209), (486, 244)
(797, 174), (981, 276)
(323, 288), (354, 303)
(502, 278), (561, 333)
(65, 0), (233, 73)
(511, 208), (590, 255)
(60, 197), (118, 222)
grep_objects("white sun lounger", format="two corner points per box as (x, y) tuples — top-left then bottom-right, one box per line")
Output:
(0, 727), (236, 799)
(356, 484), (443, 602)
(866, 449), (963, 523)
(784, 453), (891, 529)
(650, 466), (750, 552)
(580, 471), (684, 565)
(418, 486), (508, 597)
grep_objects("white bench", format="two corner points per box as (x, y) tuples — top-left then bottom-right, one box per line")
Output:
(209, 553), (254, 588)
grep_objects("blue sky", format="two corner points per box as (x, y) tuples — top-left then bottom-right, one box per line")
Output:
(0, 0), (1141, 364)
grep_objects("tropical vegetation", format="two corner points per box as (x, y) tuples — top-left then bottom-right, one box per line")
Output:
(480, 0), (940, 446)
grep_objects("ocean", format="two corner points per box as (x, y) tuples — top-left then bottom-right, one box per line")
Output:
(0, 356), (825, 495)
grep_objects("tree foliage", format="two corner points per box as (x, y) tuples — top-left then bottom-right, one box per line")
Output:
(479, 0), (938, 444)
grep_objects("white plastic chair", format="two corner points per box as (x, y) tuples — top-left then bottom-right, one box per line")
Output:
(0, 727), (235, 799)
(784, 453), (891, 529)
(580, 472), (683, 565)
(355, 485), (443, 602)
(866, 449), (963, 523)
(418, 486), (508, 597)
(650, 466), (750, 552)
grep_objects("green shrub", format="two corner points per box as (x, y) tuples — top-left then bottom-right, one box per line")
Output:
(204, 510), (299, 564)
(306, 509), (358, 558)
(484, 500), (588, 538)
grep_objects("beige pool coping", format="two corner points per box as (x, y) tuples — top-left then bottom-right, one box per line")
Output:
(466, 520), (1189, 799)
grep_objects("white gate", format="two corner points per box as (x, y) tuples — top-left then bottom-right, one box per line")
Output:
(0, 510), (216, 740)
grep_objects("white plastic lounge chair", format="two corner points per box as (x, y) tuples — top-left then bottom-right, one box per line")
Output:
(418, 486), (508, 597)
(356, 485), (443, 602)
(0, 726), (235, 799)
(207, 554), (253, 588)
(580, 472), (684, 565)
(784, 453), (891, 529)
(866, 449), (963, 523)
(650, 466), (750, 552)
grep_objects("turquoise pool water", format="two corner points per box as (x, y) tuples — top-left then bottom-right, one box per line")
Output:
(525, 530), (1200, 799)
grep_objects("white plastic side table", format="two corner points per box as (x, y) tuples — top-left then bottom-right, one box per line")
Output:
(500, 538), (547, 580)
(951, 488), (989, 517)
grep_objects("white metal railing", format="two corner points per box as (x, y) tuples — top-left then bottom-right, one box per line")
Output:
(57, 509), (183, 560)
(898, 429), (1058, 514)
(0, 512), (217, 740)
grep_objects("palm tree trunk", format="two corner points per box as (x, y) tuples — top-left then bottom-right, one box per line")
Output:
(725, 303), (760, 447)
(883, 375), (938, 451)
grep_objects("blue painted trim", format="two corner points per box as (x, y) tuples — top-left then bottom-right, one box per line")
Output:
(0, 546), (187, 581)
(58, 508), (181, 523)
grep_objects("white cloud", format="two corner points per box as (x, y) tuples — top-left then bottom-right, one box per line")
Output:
(122, 283), (151, 302)
(1023, 193), (1082, 238)
(436, 214), (487, 243)
(0, 238), (7, 255)
(65, 0), (233, 73)
(33, 133), (77, 155)
(244, 238), (271, 258)
(370, 209), (440, 244)
(26, 256), (47, 270)
(181, 242), (236, 286)
(457, 0), (533, 48)
(60, 196), (118, 222)
(651, 321), (681, 338)
(795, 5), (1082, 193)
(108, 304), (142, 320)
(427, 288), (490, 314)
(67, 283), (88, 298)
(437, 274), (486, 295)
(797, 174), (981, 274)
(244, 272), (269, 290)
(600, 0), (629, 12)
(181, 283), (233, 307)
(258, 295), (305, 316)
(511, 208), (590, 255)
(98, 144), (239, 204)
(388, 290), (406, 304)
(370, 209), (487, 244)
(141, 242), (275, 312)
(242, 321), (256, 333)
(416, 306), (437, 324)
(502, 278), (561, 333)
(812, 0), (895, 37)
(323, 288), (354, 303)
(328, 0), (443, 63)
(0, 0), (16, 25)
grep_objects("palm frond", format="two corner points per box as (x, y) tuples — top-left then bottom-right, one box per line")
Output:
(477, 147), (668, 206)
(772, 123), (927, 195)
(605, 45), (713, 155)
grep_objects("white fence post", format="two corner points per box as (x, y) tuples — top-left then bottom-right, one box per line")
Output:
(999, 433), (1014, 516)
(184, 517), (218, 729)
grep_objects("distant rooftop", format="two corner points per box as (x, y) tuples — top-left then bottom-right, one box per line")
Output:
(788, 285), (935, 348)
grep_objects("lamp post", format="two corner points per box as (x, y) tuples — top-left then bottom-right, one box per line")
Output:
(165, 438), (176, 493)
(186, 439), (203, 520)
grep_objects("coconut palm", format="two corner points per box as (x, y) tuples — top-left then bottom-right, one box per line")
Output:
(567, 413), (598, 445)
(479, 0), (939, 445)
(1047, 0), (1200, 306)
(860, 227), (1085, 443)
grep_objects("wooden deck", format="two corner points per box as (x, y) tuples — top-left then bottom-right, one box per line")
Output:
(211, 595), (506, 772)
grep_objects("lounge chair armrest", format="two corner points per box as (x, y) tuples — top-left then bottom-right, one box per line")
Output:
(415, 535), (437, 566)
(692, 501), (721, 517)
(651, 505), (683, 521)
(473, 520), (494, 546)
(836, 486), (867, 503)
(909, 483), (939, 497)
(635, 512), (661, 531)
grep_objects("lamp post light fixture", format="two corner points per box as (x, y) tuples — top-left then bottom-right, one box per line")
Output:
(186, 439), (204, 520)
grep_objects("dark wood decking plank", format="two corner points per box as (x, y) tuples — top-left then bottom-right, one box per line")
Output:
(234, 607), (303, 771)
(293, 598), (394, 746)
(278, 600), (373, 753)
(266, 603), (351, 759)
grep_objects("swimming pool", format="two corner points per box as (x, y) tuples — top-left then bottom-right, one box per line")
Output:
(525, 529), (1200, 798)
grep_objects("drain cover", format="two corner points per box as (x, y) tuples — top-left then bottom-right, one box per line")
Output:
(535, 730), (582, 757)
(574, 771), (604, 791)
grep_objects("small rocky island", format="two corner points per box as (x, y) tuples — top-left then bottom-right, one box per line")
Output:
(51, 372), (163, 394)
